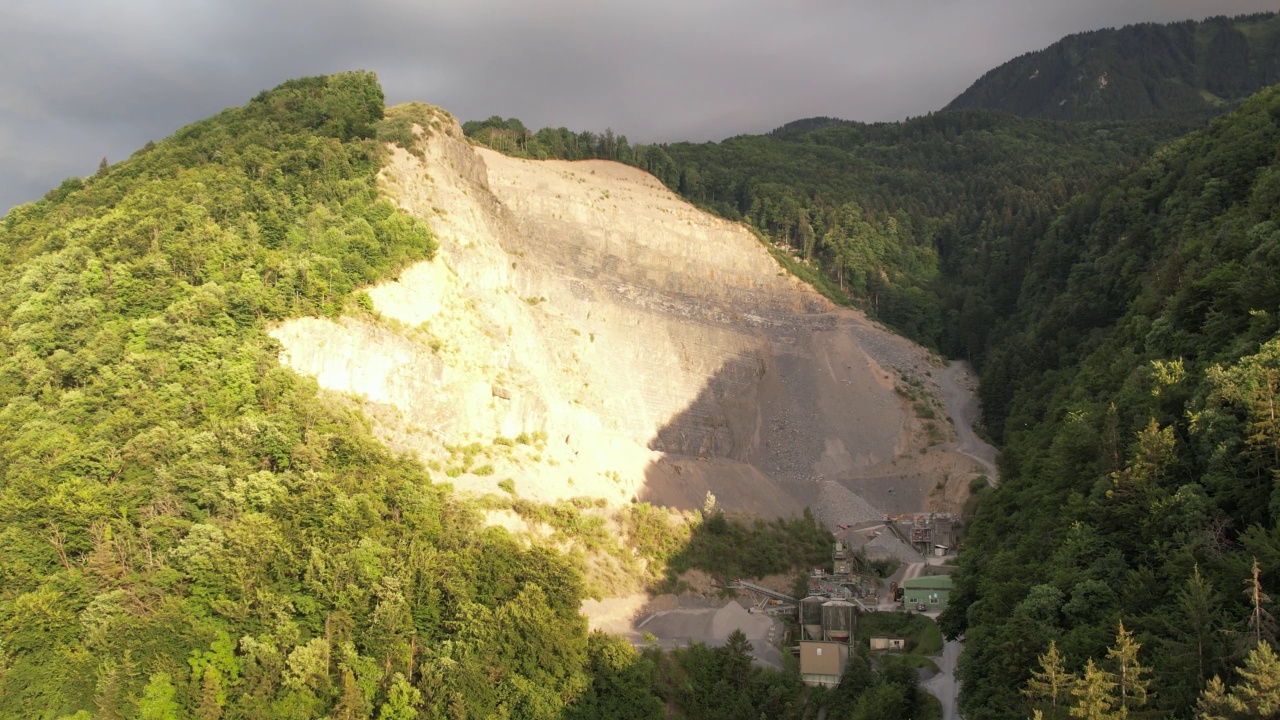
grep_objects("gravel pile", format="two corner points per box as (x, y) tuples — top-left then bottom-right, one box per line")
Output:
(710, 601), (770, 639)
(635, 601), (783, 667)
(636, 601), (775, 642)
(815, 480), (884, 527)
(848, 323), (922, 376)
(863, 531), (924, 564)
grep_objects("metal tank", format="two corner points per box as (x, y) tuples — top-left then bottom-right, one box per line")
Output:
(801, 596), (826, 641)
(821, 600), (856, 642)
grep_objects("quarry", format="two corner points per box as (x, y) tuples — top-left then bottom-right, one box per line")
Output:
(270, 109), (994, 526)
(266, 111), (991, 711)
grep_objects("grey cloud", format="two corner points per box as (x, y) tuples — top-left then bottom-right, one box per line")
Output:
(2, 0), (1275, 212)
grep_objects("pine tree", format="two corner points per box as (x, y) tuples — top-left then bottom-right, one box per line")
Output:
(1025, 640), (1075, 719)
(1165, 565), (1226, 712)
(1230, 641), (1280, 718)
(723, 628), (754, 690)
(1069, 659), (1118, 720)
(1196, 676), (1232, 720)
(1106, 620), (1151, 716)
(1244, 558), (1277, 652)
(196, 666), (225, 720)
(447, 691), (467, 720)
(333, 669), (368, 720)
(93, 658), (125, 720)
(1197, 641), (1280, 719)
(1178, 565), (1223, 687)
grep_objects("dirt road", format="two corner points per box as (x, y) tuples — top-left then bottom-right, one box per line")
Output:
(923, 639), (963, 720)
(937, 361), (999, 485)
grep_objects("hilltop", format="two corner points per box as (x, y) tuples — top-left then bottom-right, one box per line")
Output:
(945, 12), (1280, 121)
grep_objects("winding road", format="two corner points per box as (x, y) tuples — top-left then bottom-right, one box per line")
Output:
(923, 639), (963, 720)
(917, 360), (994, 719)
(937, 361), (999, 486)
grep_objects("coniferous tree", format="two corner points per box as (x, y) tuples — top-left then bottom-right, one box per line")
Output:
(1230, 641), (1280, 718)
(1106, 620), (1151, 717)
(1244, 558), (1277, 652)
(1197, 641), (1280, 719)
(196, 666), (225, 720)
(1197, 676), (1233, 720)
(1070, 659), (1118, 720)
(136, 673), (181, 720)
(1163, 565), (1226, 710)
(1026, 640), (1075, 719)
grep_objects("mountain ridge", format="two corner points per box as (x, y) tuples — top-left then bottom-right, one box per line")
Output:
(944, 12), (1280, 121)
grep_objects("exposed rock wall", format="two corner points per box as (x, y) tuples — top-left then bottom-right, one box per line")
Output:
(270, 111), (980, 518)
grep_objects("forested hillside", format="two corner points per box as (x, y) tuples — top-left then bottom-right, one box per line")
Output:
(946, 12), (1280, 121)
(0, 71), (591, 719)
(9, 16), (1280, 716)
(940, 83), (1280, 719)
(0, 73), (594, 720)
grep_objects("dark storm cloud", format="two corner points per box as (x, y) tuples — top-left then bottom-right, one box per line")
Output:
(2, 0), (1274, 212)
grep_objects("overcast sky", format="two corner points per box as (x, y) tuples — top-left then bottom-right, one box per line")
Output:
(1, 0), (1274, 213)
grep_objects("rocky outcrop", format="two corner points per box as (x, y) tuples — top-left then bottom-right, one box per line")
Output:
(270, 111), (981, 517)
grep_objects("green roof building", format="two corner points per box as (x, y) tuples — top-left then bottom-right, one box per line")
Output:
(902, 575), (953, 611)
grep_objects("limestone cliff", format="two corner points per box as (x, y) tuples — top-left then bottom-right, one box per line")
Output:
(270, 110), (984, 520)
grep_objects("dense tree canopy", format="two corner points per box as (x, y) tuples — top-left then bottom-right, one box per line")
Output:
(0, 71), (600, 720)
(942, 83), (1280, 719)
(946, 12), (1280, 121)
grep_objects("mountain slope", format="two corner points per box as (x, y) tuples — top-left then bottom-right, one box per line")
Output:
(275, 102), (985, 523)
(0, 74), (598, 719)
(0, 71), (988, 717)
(942, 82), (1280, 719)
(945, 12), (1280, 121)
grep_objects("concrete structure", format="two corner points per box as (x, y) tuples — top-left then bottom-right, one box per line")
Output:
(870, 636), (906, 651)
(821, 600), (856, 642)
(800, 596), (826, 641)
(799, 641), (849, 687)
(902, 575), (953, 611)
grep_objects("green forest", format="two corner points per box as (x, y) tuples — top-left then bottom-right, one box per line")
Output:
(945, 12), (1280, 121)
(941, 79), (1280, 719)
(7, 9), (1280, 719)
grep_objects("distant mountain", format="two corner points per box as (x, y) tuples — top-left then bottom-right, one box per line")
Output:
(945, 12), (1280, 121)
(766, 116), (850, 138)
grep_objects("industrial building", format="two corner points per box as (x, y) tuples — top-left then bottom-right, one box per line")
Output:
(901, 575), (953, 611)
(798, 598), (857, 687)
(799, 641), (849, 688)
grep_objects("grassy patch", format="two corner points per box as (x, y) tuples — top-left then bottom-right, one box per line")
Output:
(856, 612), (943, 656)
(916, 690), (944, 720)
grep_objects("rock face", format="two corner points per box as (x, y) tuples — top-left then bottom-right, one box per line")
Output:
(270, 110), (982, 519)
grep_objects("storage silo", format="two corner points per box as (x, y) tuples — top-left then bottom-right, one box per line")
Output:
(822, 600), (856, 643)
(801, 596), (826, 641)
